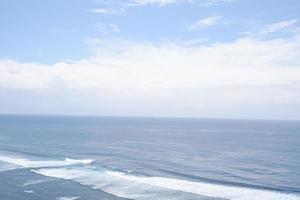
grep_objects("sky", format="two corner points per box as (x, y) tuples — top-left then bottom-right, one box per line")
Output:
(0, 0), (300, 120)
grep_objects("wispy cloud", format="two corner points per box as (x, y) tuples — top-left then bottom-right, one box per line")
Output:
(95, 23), (120, 34)
(129, 0), (176, 6)
(262, 19), (298, 34)
(243, 19), (299, 37)
(196, 0), (238, 6)
(128, 0), (237, 6)
(188, 16), (221, 30)
(88, 8), (125, 15)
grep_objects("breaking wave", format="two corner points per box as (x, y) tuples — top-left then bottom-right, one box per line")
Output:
(0, 155), (93, 168)
(1, 153), (299, 200)
(32, 167), (300, 200)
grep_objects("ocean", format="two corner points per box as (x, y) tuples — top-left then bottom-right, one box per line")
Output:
(0, 115), (299, 200)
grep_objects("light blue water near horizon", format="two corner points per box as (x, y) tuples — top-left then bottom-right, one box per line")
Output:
(0, 114), (300, 200)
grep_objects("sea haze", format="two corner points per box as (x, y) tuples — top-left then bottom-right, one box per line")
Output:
(0, 115), (299, 200)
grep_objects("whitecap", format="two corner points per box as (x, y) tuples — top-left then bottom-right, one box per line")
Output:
(22, 179), (48, 187)
(56, 196), (79, 200)
(64, 158), (93, 165)
(0, 155), (93, 168)
(24, 190), (34, 194)
(32, 167), (300, 200)
(0, 161), (20, 172)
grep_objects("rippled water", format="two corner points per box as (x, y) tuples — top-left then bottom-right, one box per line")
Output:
(0, 115), (299, 200)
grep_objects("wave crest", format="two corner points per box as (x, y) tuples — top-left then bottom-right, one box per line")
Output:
(33, 168), (300, 200)
(0, 155), (93, 168)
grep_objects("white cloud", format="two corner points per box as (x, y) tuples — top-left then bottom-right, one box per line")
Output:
(88, 8), (125, 15)
(130, 0), (176, 6)
(128, 0), (237, 6)
(188, 16), (221, 30)
(244, 19), (299, 37)
(1, 36), (300, 91)
(263, 19), (298, 34)
(197, 0), (238, 6)
(1, 35), (300, 118)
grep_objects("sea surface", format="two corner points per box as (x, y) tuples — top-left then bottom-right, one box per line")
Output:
(0, 115), (299, 200)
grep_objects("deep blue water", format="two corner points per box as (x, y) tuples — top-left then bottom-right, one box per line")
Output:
(0, 115), (299, 200)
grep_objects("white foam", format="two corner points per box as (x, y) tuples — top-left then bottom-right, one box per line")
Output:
(24, 190), (34, 194)
(56, 196), (79, 200)
(32, 168), (194, 200)
(109, 171), (300, 200)
(0, 161), (20, 172)
(0, 155), (93, 168)
(32, 167), (300, 200)
(22, 179), (48, 187)
(64, 158), (93, 165)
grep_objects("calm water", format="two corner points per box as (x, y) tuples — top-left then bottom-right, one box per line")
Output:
(0, 115), (299, 200)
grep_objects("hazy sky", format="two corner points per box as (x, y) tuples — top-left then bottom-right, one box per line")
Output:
(1, 0), (300, 119)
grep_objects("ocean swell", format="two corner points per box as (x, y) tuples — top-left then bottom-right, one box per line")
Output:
(32, 167), (300, 200)
(1, 154), (299, 200)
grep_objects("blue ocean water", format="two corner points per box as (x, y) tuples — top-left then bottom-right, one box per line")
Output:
(0, 115), (299, 200)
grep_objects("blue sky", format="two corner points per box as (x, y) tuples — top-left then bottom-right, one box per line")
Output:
(1, 0), (299, 63)
(0, 0), (300, 119)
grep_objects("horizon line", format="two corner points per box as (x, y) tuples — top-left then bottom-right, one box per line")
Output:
(0, 113), (299, 122)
